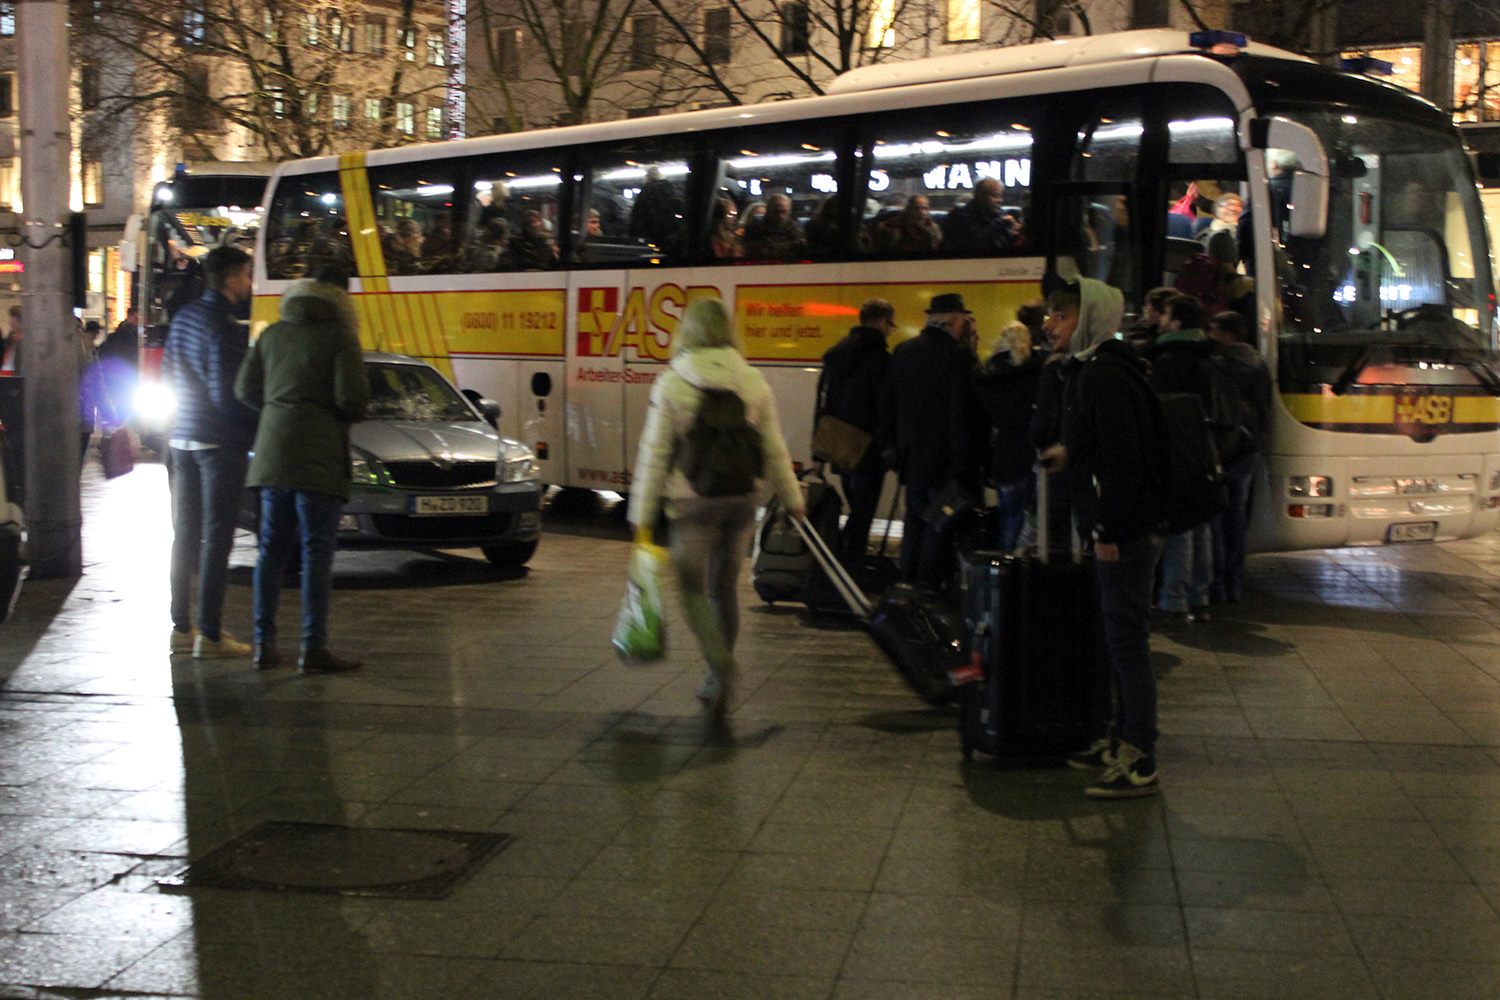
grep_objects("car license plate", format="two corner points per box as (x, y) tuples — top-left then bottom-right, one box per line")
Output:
(411, 495), (488, 516)
(1387, 521), (1438, 543)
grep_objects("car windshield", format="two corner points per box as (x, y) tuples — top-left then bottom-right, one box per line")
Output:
(1272, 109), (1498, 364)
(364, 363), (477, 422)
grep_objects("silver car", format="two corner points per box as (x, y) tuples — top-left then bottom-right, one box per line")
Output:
(245, 352), (544, 567)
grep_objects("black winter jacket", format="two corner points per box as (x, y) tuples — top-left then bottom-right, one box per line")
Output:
(880, 326), (977, 490)
(164, 289), (258, 449)
(817, 325), (889, 472)
(972, 354), (1042, 486)
(1063, 338), (1165, 545)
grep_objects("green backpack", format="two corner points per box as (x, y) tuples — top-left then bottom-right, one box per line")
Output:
(680, 385), (763, 497)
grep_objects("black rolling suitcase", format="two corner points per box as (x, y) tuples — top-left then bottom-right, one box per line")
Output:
(790, 509), (960, 707)
(866, 584), (965, 706)
(956, 470), (1110, 761)
(752, 469), (842, 604)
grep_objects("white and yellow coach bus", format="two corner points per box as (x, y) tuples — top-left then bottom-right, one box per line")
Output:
(253, 28), (1500, 551)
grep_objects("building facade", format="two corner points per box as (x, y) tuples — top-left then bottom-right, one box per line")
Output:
(0, 0), (454, 326)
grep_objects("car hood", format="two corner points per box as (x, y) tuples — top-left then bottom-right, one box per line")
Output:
(350, 420), (499, 463)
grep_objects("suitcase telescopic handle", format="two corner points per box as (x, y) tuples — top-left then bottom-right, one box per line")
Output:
(1034, 462), (1084, 566)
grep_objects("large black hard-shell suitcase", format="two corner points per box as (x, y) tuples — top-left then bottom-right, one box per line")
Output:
(752, 472), (841, 604)
(956, 550), (1109, 760)
(867, 584), (964, 707)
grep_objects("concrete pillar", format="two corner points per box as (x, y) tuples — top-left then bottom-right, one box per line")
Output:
(18, 0), (81, 579)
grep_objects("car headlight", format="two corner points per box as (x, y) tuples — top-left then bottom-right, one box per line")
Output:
(350, 450), (384, 486)
(499, 439), (540, 483)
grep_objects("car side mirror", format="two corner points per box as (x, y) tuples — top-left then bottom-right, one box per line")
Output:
(462, 388), (501, 428)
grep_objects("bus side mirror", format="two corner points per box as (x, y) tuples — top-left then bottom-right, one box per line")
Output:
(1288, 171), (1329, 240)
(1249, 117), (1329, 240)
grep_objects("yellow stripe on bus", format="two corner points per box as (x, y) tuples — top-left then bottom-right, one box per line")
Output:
(1282, 393), (1395, 425)
(1283, 392), (1500, 427)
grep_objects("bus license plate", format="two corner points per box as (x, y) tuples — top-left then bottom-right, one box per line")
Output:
(1387, 521), (1438, 543)
(412, 495), (488, 516)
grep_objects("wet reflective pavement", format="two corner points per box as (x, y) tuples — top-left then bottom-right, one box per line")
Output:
(4, 462), (1500, 998)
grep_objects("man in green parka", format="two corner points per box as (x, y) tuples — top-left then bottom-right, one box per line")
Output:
(236, 269), (369, 673)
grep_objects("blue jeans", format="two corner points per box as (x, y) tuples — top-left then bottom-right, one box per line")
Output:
(996, 473), (1035, 552)
(170, 447), (249, 641)
(1098, 534), (1164, 756)
(1211, 452), (1257, 601)
(1158, 522), (1212, 613)
(253, 488), (343, 651)
(839, 466), (884, 560)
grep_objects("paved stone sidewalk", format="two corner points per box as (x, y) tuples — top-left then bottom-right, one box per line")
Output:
(3, 462), (1500, 998)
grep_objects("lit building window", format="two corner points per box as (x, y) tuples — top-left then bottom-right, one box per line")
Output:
(866, 0), (895, 48)
(332, 94), (350, 128)
(947, 0), (980, 42)
(1342, 45), (1421, 96)
(425, 107), (442, 139)
(1453, 41), (1500, 123)
(82, 159), (103, 207)
(396, 101), (414, 135)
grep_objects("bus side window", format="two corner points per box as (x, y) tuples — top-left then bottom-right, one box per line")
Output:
(855, 106), (1035, 258)
(368, 161), (464, 276)
(573, 145), (688, 266)
(265, 171), (352, 282)
(709, 127), (842, 263)
(462, 155), (565, 273)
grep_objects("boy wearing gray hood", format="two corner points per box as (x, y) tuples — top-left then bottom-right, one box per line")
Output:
(1044, 277), (1166, 798)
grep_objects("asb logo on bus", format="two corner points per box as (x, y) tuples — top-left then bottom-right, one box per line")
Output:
(576, 284), (718, 361)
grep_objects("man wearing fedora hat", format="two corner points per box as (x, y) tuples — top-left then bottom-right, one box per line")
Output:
(879, 290), (981, 586)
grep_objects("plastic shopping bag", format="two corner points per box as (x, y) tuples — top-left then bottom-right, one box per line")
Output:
(611, 530), (668, 664)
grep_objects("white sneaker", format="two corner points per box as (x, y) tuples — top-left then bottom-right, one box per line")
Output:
(170, 628), (196, 654)
(194, 630), (252, 659)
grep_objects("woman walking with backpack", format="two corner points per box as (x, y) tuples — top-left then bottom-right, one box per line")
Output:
(629, 298), (805, 715)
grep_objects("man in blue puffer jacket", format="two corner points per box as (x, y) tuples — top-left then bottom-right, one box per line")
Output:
(164, 246), (258, 660)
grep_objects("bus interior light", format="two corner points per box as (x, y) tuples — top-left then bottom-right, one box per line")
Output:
(1288, 475), (1332, 498)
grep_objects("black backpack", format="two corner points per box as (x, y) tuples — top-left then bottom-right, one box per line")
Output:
(1199, 353), (1255, 467)
(1154, 391), (1229, 534)
(679, 386), (763, 497)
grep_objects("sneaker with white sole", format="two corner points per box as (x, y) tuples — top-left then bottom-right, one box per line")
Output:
(170, 628), (196, 654)
(1084, 743), (1158, 799)
(695, 669), (733, 716)
(1066, 738), (1118, 772)
(194, 631), (252, 659)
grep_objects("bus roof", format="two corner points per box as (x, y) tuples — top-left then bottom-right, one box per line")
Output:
(826, 28), (1312, 95)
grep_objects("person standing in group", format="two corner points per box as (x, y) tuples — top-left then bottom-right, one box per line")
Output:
(1146, 293), (1219, 625)
(879, 292), (980, 587)
(628, 298), (804, 716)
(972, 323), (1043, 551)
(1042, 276), (1166, 798)
(164, 245), (259, 659)
(1205, 309), (1271, 604)
(235, 269), (369, 674)
(816, 298), (894, 559)
(1, 306), (21, 375)
(76, 321), (101, 461)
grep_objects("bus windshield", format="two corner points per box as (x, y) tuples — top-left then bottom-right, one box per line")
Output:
(1274, 110), (1498, 369)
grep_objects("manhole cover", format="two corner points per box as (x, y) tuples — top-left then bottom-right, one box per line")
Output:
(158, 821), (512, 899)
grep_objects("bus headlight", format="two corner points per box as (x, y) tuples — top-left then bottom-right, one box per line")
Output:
(1288, 475), (1333, 498)
(499, 440), (540, 483)
(133, 381), (176, 429)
